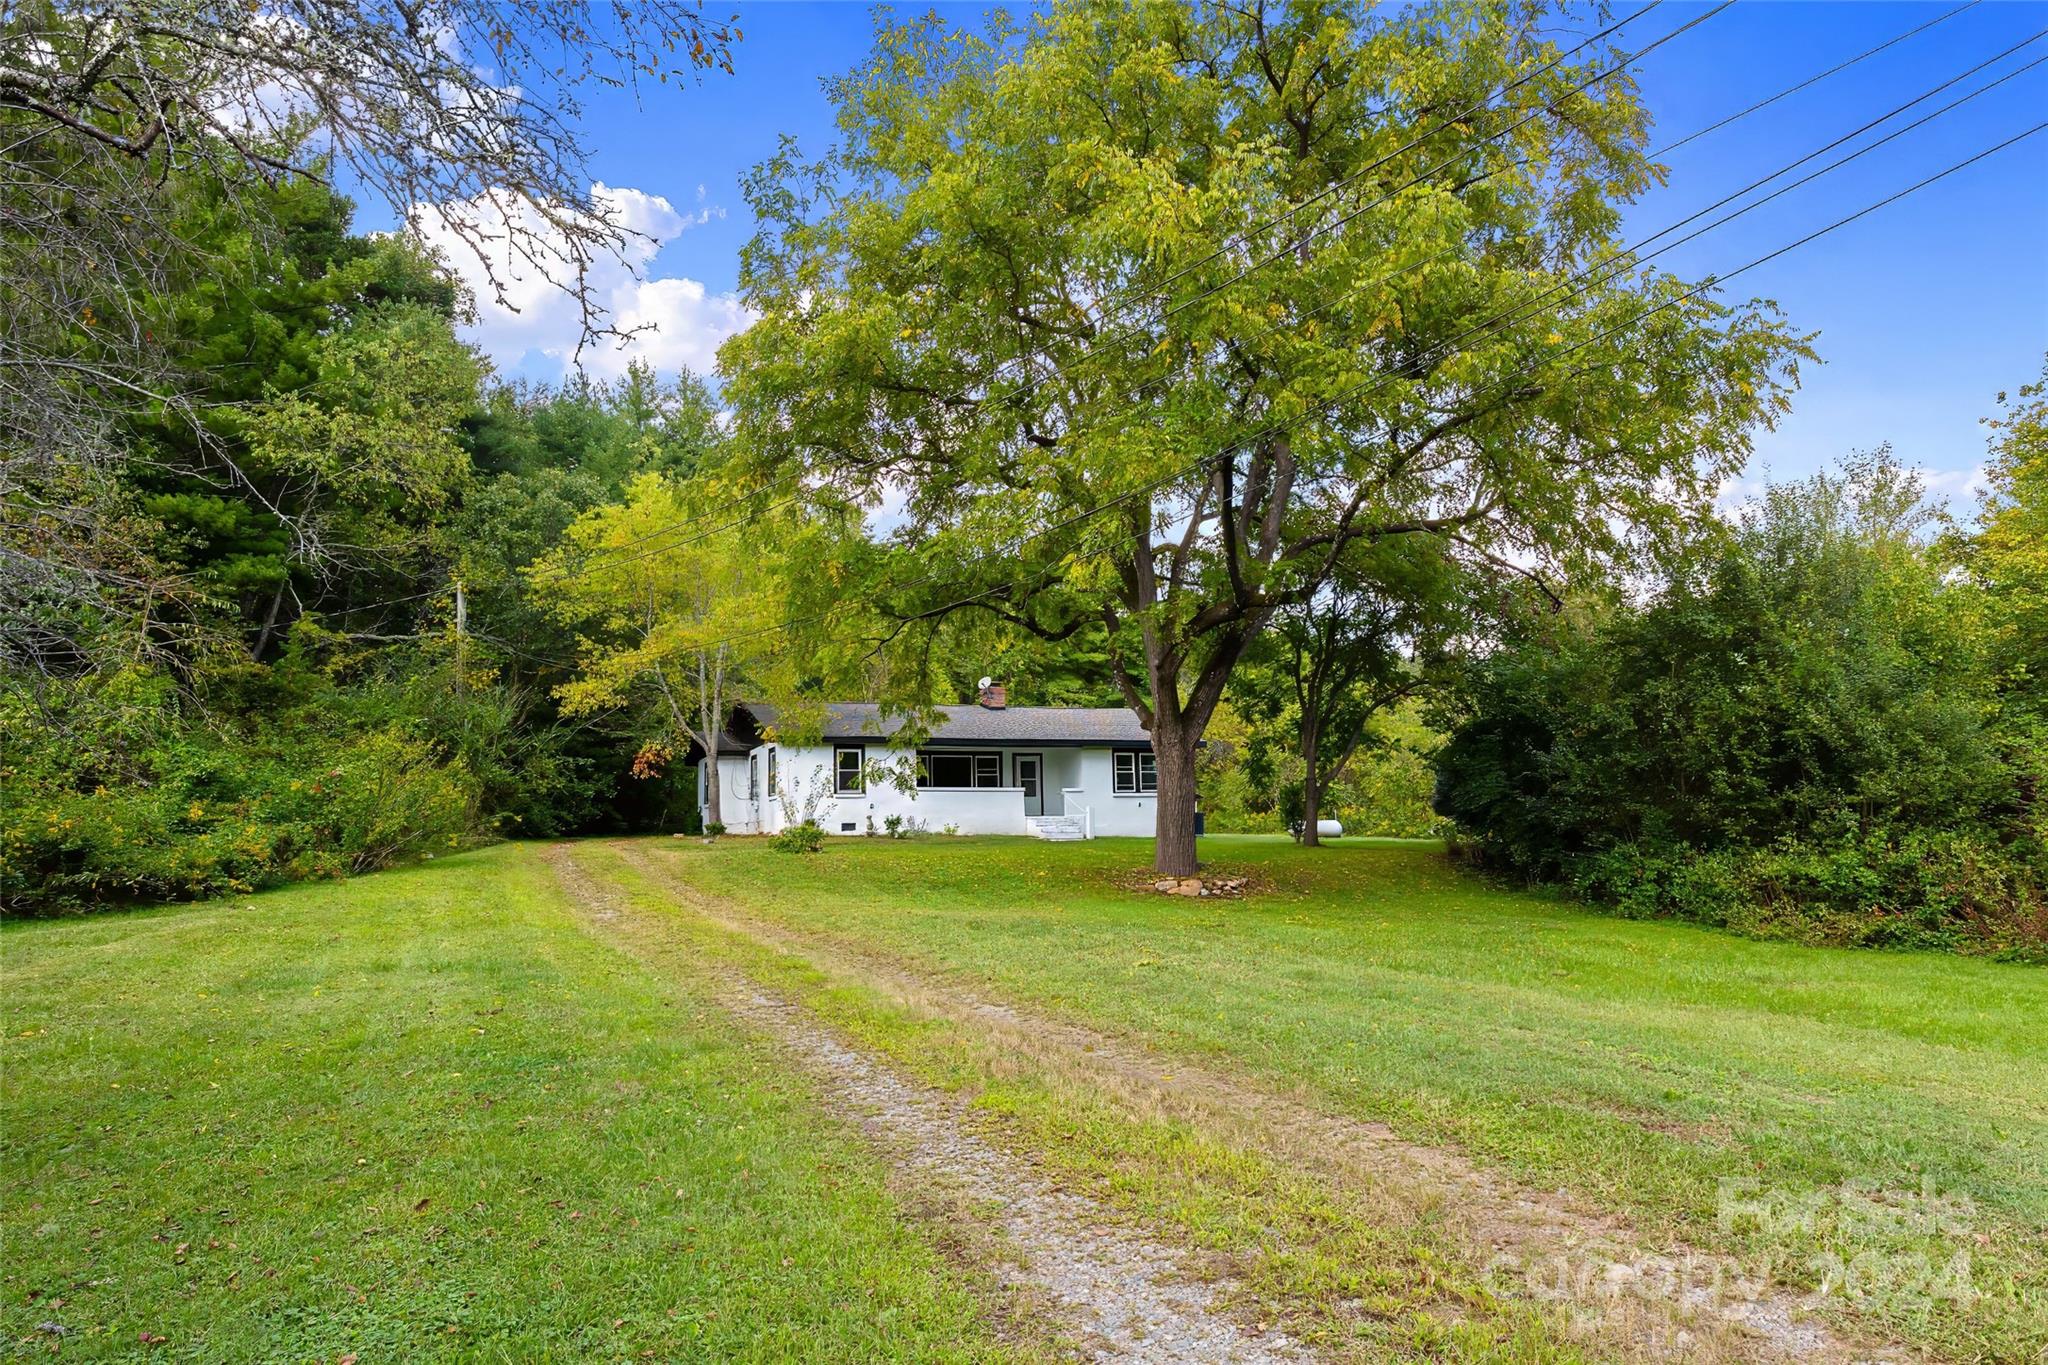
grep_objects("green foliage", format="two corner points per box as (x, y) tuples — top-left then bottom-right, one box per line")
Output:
(1204, 697), (1453, 838)
(1, 666), (481, 911)
(1228, 542), (1467, 841)
(1572, 832), (2046, 960)
(769, 820), (827, 854)
(526, 469), (797, 840)
(1434, 455), (2043, 954)
(123, 174), (479, 655)
(1968, 358), (2048, 710)
(3, 160), (771, 911)
(1333, 704), (1455, 838)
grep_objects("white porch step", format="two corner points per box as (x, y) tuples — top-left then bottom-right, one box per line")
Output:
(1026, 815), (1086, 841)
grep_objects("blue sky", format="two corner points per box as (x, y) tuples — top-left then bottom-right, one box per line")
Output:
(397, 1), (2048, 507)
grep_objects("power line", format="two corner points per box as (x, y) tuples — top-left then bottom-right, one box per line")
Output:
(1652, 0), (1980, 158)
(1075, 25), (2048, 447)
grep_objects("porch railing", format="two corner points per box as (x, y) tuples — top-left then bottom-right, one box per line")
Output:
(1060, 788), (1093, 839)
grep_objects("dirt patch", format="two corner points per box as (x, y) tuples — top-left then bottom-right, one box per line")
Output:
(606, 840), (1915, 1365)
(544, 843), (1314, 1364)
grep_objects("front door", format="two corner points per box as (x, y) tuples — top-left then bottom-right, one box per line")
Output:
(1014, 753), (1044, 817)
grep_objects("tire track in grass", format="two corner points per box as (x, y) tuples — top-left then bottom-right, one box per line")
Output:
(543, 842), (1315, 1365)
(606, 840), (1916, 1365)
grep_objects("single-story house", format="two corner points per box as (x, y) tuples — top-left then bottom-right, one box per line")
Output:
(692, 684), (1162, 840)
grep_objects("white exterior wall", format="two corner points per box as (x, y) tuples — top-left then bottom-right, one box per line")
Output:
(1062, 746), (1159, 837)
(707, 740), (1160, 838)
(698, 754), (763, 833)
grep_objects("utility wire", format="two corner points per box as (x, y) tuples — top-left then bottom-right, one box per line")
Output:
(1653, 0), (1980, 157)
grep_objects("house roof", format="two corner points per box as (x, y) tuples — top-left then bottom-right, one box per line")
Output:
(684, 727), (755, 761)
(739, 701), (1154, 747)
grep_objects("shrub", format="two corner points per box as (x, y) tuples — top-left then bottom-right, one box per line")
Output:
(769, 820), (825, 854)
(1, 666), (487, 914)
(704, 821), (727, 838)
(310, 728), (477, 873)
(1565, 833), (2046, 960)
(1434, 457), (2045, 957)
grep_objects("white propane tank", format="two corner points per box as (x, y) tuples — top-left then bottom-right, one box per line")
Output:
(1315, 818), (1344, 838)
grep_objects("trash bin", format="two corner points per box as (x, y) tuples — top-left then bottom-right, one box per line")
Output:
(1194, 811), (1207, 836)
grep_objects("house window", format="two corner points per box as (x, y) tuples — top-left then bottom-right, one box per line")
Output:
(748, 755), (759, 800)
(835, 746), (864, 794)
(766, 747), (778, 794)
(915, 750), (1003, 789)
(1113, 750), (1157, 795)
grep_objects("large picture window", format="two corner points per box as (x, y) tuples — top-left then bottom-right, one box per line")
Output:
(834, 746), (865, 794)
(915, 750), (1003, 789)
(1113, 750), (1157, 795)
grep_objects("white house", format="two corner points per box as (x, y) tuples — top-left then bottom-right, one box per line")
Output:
(690, 684), (1163, 840)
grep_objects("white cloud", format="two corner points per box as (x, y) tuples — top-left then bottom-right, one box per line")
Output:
(1715, 461), (1988, 524)
(1915, 463), (1988, 509)
(608, 277), (752, 378)
(410, 181), (748, 381)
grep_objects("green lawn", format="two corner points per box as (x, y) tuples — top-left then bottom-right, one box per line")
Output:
(0, 845), (1026, 1362)
(6, 835), (2041, 1362)
(627, 832), (2047, 1363)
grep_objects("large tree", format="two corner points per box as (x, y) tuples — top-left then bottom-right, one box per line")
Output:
(527, 473), (793, 831)
(722, 0), (1804, 873)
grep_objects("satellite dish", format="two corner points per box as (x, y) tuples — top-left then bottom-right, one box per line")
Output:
(978, 676), (994, 690)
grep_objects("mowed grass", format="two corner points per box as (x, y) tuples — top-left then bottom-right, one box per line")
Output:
(0, 844), (1025, 1362)
(636, 833), (2048, 1362)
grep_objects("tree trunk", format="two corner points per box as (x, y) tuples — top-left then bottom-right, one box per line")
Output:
(695, 647), (726, 834)
(250, 580), (288, 661)
(1151, 716), (1202, 876)
(703, 754), (722, 833)
(1299, 705), (1322, 847)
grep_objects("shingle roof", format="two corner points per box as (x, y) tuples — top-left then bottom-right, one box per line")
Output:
(740, 701), (1153, 746)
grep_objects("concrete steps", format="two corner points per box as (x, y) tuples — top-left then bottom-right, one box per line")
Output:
(1026, 815), (1087, 841)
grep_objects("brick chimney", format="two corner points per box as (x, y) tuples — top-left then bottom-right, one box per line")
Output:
(977, 678), (1007, 709)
